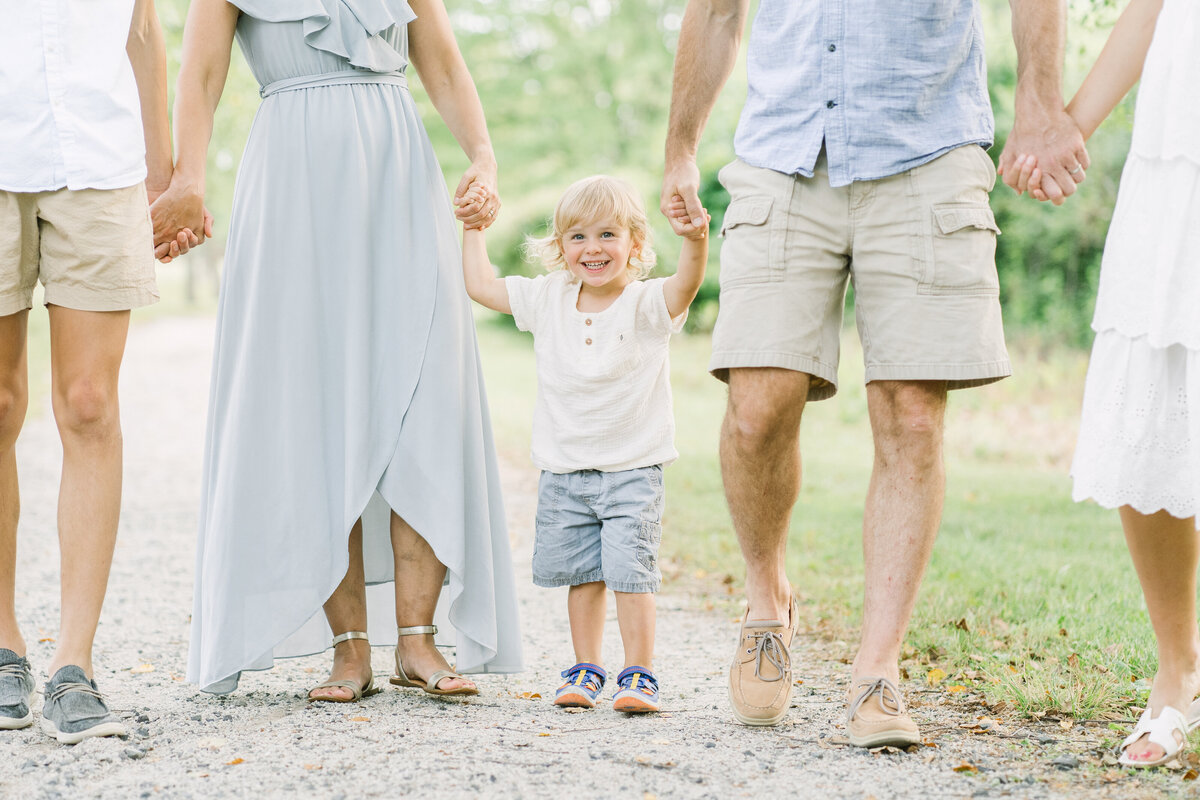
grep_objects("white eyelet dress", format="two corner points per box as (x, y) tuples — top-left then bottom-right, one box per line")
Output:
(186, 0), (522, 693)
(1071, 0), (1200, 522)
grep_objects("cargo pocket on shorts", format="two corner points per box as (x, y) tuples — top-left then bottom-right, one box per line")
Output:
(635, 519), (662, 571)
(920, 202), (1001, 296)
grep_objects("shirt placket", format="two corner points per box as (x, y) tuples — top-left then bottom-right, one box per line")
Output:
(39, 0), (71, 188)
(820, 0), (846, 186)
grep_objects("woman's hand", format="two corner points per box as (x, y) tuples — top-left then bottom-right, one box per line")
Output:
(150, 177), (213, 262)
(453, 155), (500, 230)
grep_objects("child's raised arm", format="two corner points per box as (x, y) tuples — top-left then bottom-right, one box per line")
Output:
(462, 226), (512, 315)
(1068, 0), (1163, 140)
(663, 195), (710, 319)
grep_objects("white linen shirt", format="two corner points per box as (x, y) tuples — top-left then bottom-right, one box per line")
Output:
(0, 1), (147, 192)
(506, 271), (687, 474)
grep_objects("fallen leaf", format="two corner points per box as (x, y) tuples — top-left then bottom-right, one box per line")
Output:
(947, 685), (967, 694)
(1184, 770), (1198, 781)
(537, 732), (552, 737)
(952, 618), (970, 632)
(1059, 627), (1068, 637)
(1059, 719), (1073, 730)
(304, 765), (323, 771)
(130, 663), (154, 674)
(1067, 653), (1080, 669)
(226, 758), (244, 766)
(927, 668), (947, 686)
(953, 762), (977, 774)
(351, 716), (369, 722)
(37, 638), (54, 643)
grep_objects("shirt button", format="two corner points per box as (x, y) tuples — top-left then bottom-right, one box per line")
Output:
(585, 318), (592, 326)
(827, 43), (836, 52)
(826, 100), (836, 109)
(585, 338), (592, 345)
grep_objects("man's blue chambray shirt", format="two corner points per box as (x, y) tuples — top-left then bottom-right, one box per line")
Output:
(734, 0), (995, 188)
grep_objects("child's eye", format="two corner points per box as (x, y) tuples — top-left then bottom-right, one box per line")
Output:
(601, 231), (614, 238)
(571, 233), (584, 240)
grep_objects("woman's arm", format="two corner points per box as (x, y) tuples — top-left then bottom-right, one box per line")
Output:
(462, 228), (512, 314)
(662, 198), (709, 319)
(1067, 0), (1163, 140)
(406, 0), (500, 229)
(150, 0), (237, 255)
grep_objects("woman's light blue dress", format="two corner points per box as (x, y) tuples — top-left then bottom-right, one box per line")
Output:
(186, 0), (522, 693)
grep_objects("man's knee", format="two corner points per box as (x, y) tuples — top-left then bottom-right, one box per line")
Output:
(869, 382), (946, 462)
(54, 378), (119, 439)
(0, 378), (28, 445)
(725, 368), (810, 452)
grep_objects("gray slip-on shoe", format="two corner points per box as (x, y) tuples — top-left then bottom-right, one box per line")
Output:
(0, 649), (35, 730)
(40, 665), (125, 744)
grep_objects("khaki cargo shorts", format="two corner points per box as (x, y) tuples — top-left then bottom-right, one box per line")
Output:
(0, 183), (159, 316)
(710, 145), (1011, 401)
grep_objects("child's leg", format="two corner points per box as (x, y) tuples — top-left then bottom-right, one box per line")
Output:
(1119, 506), (1200, 763)
(567, 581), (607, 664)
(614, 591), (655, 670)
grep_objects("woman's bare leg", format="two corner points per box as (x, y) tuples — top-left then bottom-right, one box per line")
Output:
(391, 513), (474, 692)
(311, 520), (373, 701)
(1119, 506), (1200, 763)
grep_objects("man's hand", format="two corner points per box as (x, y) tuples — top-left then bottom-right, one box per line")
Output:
(661, 158), (706, 237)
(999, 105), (1090, 205)
(149, 177), (212, 263)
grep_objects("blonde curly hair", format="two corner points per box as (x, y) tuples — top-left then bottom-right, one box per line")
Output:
(525, 175), (657, 279)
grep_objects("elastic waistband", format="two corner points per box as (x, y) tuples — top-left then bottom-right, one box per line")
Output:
(259, 69), (408, 99)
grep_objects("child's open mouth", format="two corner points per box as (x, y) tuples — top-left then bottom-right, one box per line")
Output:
(581, 261), (609, 272)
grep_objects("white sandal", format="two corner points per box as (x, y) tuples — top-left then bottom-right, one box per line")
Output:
(1117, 699), (1200, 767)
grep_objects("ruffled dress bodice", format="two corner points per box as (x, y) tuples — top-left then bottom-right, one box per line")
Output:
(230, 0), (416, 85)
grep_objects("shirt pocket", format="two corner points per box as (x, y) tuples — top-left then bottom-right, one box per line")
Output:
(919, 202), (1001, 296)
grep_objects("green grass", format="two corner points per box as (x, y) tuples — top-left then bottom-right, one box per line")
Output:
(476, 317), (1159, 721)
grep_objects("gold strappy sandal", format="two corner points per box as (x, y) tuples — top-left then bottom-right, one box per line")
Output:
(390, 625), (478, 697)
(308, 631), (383, 703)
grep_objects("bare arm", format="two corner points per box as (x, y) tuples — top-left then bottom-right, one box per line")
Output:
(126, 0), (172, 200)
(1067, 0), (1162, 140)
(661, 0), (750, 232)
(461, 228), (511, 314)
(407, 0), (500, 229)
(662, 198), (710, 319)
(150, 0), (236, 256)
(1001, 0), (1089, 205)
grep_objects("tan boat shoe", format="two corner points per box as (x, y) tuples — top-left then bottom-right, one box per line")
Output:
(728, 594), (798, 726)
(845, 677), (920, 748)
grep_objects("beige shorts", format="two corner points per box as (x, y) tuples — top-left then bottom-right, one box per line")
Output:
(710, 146), (1011, 400)
(0, 184), (159, 316)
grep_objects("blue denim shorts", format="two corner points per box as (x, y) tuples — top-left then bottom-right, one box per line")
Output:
(532, 465), (664, 593)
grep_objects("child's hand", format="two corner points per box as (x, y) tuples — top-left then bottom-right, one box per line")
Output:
(455, 180), (500, 230)
(667, 194), (710, 240)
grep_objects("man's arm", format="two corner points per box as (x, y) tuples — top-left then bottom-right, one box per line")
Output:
(1001, 0), (1090, 205)
(661, 0), (750, 232)
(126, 0), (172, 201)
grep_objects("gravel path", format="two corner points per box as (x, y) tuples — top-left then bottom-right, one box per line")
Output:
(0, 316), (1168, 799)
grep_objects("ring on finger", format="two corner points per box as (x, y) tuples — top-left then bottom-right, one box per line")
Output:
(1068, 164), (1083, 176)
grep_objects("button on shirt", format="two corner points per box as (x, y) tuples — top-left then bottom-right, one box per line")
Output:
(0, 1), (146, 192)
(735, 0), (994, 188)
(505, 271), (688, 474)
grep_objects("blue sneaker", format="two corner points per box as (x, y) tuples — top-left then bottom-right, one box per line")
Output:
(0, 649), (35, 730)
(613, 666), (659, 713)
(41, 666), (125, 744)
(554, 662), (606, 709)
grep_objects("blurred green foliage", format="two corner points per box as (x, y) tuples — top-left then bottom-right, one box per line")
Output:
(158, 0), (1135, 345)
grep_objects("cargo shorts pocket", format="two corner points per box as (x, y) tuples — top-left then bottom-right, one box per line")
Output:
(920, 202), (1001, 296)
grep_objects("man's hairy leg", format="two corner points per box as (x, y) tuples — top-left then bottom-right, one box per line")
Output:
(0, 311), (29, 656)
(853, 380), (947, 684)
(720, 367), (810, 622)
(46, 306), (130, 679)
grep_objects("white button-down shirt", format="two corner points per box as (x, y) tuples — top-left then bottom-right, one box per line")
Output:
(0, 1), (146, 192)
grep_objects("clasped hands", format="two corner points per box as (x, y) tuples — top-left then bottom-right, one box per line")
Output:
(998, 104), (1090, 205)
(148, 179), (213, 264)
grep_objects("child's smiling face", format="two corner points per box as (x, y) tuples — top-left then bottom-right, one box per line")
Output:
(561, 217), (638, 295)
